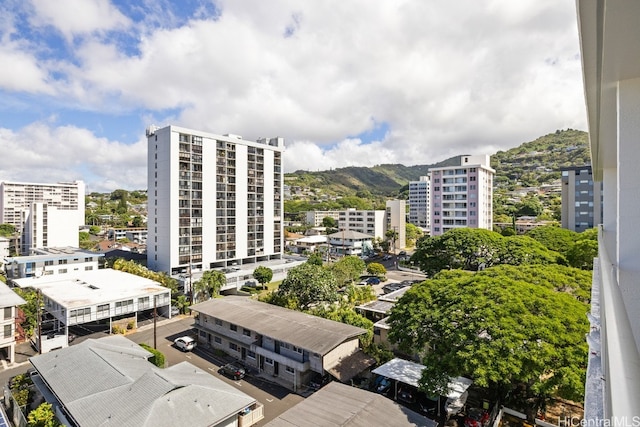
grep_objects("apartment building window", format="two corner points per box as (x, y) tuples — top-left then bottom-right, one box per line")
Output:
(230, 323), (237, 332)
(265, 358), (273, 365)
(59, 269), (67, 274)
(3, 324), (11, 339)
(4, 307), (11, 320)
(243, 328), (251, 336)
(44, 260), (54, 266)
(70, 307), (91, 323)
(247, 350), (256, 359)
(85, 266), (93, 271)
(59, 259), (67, 265)
(229, 342), (238, 351)
(97, 304), (109, 318)
(214, 336), (222, 344)
(215, 318), (222, 326)
(285, 366), (295, 374)
(115, 299), (133, 315)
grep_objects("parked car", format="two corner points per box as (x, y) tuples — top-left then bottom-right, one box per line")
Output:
(382, 254), (393, 261)
(397, 386), (416, 404)
(464, 408), (490, 427)
(383, 282), (410, 294)
(170, 305), (180, 316)
(220, 362), (246, 380)
(174, 336), (196, 352)
(366, 277), (381, 285)
(309, 372), (331, 390)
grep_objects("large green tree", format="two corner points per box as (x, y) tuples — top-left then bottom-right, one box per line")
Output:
(253, 266), (274, 288)
(193, 270), (226, 302)
(525, 226), (577, 254)
(330, 256), (365, 285)
(388, 265), (590, 420)
(275, 263), (340, 310)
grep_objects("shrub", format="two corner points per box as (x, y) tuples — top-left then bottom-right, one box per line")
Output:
(139, 343), (166, 368)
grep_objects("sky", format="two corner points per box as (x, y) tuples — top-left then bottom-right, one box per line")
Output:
(0, 0), (587, 193)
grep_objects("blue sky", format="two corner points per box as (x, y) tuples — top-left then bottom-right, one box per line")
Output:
(0, 0), (586, 192)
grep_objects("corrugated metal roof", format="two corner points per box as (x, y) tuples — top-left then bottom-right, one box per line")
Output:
(30, 336), (255, 427)
(265, 381), (435, 427)
(192, 296), (367, 355)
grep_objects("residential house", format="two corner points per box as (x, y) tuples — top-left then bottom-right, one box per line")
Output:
(191, 296), (371, 391)
(0, 282), (26, 364)
(28, 335), (264, 427)
(327, 230), (374, 257)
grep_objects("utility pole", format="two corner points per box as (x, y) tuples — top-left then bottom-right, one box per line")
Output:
(153, 295), (157, 349)
(36, 289), (42, 355)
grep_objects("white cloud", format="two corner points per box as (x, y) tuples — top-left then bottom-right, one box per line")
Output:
(29, 0), (131, 40)
(0, 0), (587, 190)
(0, 122), (147, 192)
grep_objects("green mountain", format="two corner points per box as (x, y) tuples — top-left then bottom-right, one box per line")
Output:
(285, 129), (590, 197)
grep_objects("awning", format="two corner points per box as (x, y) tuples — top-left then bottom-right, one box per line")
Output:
(326, 350), (376, 382)
(371, 357), (472, 399)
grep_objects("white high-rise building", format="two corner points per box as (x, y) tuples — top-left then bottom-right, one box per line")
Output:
(428, 155), (494, 236)
(146, 125), (284, 275)
(408, 175), (430, 231)
(0, 180), (85, 254)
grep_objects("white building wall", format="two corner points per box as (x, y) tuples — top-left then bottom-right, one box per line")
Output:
(322, 338), (360, 371)
(147, 126), (284, 274)
(385, 200), (406, 249)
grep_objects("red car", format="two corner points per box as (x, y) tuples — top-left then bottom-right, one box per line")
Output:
(464, 408), (489, 427)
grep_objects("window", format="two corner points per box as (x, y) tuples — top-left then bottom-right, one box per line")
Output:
(4, 307), (11, 320)
(243, 328), (251, 337)
(215, 318), (222, 326)
(59, 259), (67, 265)
(229, 342), (238, 351)
(70, 307), (91, 323)
(85, 266), (93, 271)
(97, 304), (109, 318)
(115, 299), (133, 315)
(265, 358), (273, 365)
(59, 269), (67, 274)
(230, 323), (237, 332)
(247, 350), (256, 359)
(4, 324), (11, 339)
(285, 366), (295, 374)
(214, 336), (222, 344)
(44, 260), (54, 266)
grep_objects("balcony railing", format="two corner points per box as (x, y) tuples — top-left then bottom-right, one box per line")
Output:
(585, 227), (640, 419)
(238, 402), (264, 427)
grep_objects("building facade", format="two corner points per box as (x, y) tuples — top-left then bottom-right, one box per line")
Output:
(576, 0), (640, 418)
(429, 155), (494, 236)
(305, 210), (340, 227)
(4, 247), (103, 279)
(408, 175), (430, 231)
(0, 181), (85, 254)
(0, 282), (26, 364)
(560, 166), (603, 232)
(146, 125), (284, 275)
(385, 200), (406, 250)
(191, 297), (366, 392)
(338, 209), (385, 240)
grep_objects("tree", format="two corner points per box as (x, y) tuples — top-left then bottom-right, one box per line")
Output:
(193, 270), (226, 302)
(330, 256), (365, 285)
(385, 229), (399, 254)
(307, 252), (324, 266)
(566, 235), (598, 270)
(405, 223), (423, 247)
(412, 229), (505, 276)
(132, 215), (144, 227)
(253, 266), (273, 288)
(275, 263), (340, 311)
(88, 225), (101, 235)
(173, 294), (190, 314)
(322, 216), (338, 231)
(388, 265), (590, 420)
(366, 262), (386, 278)
(526, 226), (577, 254)
(0, 223), (16, 237)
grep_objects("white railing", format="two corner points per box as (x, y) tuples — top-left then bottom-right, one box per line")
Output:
(586, 227), (640, 419)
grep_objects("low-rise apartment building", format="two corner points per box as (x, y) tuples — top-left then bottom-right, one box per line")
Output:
(0, 282), (26, 364)
(191, 296), (368, 391)
(4, 247), (103, 279)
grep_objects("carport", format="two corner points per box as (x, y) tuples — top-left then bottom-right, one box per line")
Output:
(372, 358), (472, 415)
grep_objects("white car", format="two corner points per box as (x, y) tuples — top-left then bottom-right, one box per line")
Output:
(174, 336), (196, 352)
